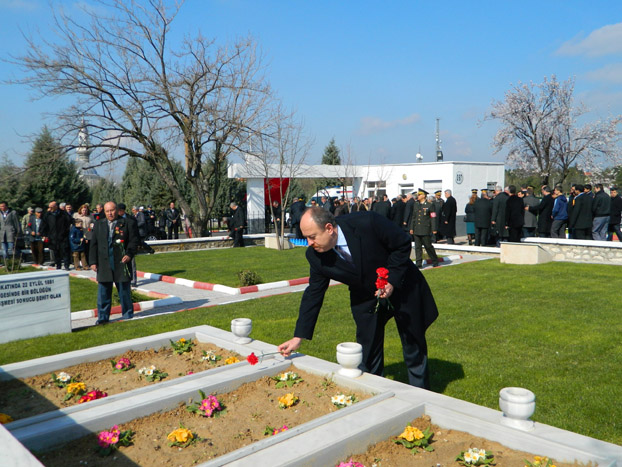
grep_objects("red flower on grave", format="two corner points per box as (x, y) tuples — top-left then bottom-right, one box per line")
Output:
(247, 353), (259, 366)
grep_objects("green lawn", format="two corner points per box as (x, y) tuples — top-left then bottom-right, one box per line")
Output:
(0, 259), (620, 445)
(135, 247), (310, 286)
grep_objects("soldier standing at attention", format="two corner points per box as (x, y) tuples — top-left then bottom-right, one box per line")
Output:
(409, 189), (439, 268)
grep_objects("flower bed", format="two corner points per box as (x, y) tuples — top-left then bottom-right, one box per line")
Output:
(33, 368), (369, 466)
(0, 341), (241, 421)
(337, 415), (585, 467)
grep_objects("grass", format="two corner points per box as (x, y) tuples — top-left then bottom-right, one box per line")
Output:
(0, 258), (620, 445)
(1, 266), (154, 312)
(135, 247), (310, 286)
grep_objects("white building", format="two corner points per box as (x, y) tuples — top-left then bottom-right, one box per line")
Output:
(228, 159), (505, 234)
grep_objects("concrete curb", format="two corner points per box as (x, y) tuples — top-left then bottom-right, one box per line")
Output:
(137, 270), (309, 295)
(71, 296), (183, 320)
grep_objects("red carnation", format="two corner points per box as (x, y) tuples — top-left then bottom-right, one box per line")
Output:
(246, 353), (259, 365)
(374, 266), (393, 313)
(376, 267), (389, 279)
(375, 278), (388, 289)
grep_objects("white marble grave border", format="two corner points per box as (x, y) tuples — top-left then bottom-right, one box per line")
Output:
(0, 325), (620, 466)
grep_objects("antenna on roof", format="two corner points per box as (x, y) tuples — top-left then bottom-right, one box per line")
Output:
(435, 118), (444, 162)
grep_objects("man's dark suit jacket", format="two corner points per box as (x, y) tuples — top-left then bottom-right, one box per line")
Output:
(528, 194), (554, 234)
(569, 193), (593, 230)
(294, 211), (438, 347)
(89, 216), (139, 283)
(505, 195), (525, 228)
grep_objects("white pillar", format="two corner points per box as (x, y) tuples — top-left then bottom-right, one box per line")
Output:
(246, 178), (265, 234)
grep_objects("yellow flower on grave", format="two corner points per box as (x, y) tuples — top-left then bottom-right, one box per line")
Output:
(66, 382), (86, 395)
(167, 427), (193, 444)
(0, 413), (13, 424)
(278, 393), (298, 408)
(179, 338), (186, 343)
(398, 425), (424, 442)
(224, 356), (240, 365)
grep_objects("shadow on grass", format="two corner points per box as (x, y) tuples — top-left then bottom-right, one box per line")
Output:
(429, 358), (464, 393)
(384, 358), (464, 393)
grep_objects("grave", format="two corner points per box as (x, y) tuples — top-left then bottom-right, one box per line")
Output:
(1, 325), (621, 466)
(0, 270), (71, 344)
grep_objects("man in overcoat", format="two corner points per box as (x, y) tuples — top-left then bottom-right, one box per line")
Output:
(0, 201), (21, 260)
(165, 201), (181, 239)
(439, 190), (457, 243)
(568, 184), (593, 240)
(89, 201), (139, 324)
(473, 192), (492, 246)
(229, 202), (246, 247)
(41, 201), (71, 269)
(278, 207), (439, 389)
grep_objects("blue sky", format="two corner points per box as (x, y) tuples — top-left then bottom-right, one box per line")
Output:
(1, 0), (622, 175)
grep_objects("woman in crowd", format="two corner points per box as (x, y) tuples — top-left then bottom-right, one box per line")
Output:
(464, 192), (477, 245)
(73, 204), (94, 260)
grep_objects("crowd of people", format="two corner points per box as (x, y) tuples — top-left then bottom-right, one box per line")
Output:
(462, 183), (622, 246)
(0, 201), (177, 272)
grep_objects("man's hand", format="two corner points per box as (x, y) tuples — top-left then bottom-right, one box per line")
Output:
(90, 264), (97, 272)
(278, 337), (302, 357)
(376, 282), (394, 299)
(121, 255), (131, 264)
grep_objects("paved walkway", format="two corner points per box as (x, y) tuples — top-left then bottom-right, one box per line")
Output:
(68, 244), (493, 330)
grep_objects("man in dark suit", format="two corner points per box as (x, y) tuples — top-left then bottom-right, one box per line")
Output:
(41, 201), (72, 270)
(89, 201), (139, 324)
(278, 207), (439, 389)
(473, 192), (492, 246)
(165, 201), (181, 239)
(505, 185), (524, 242)
(439, 190), (457, 243)
(289, 197), (306, 238)
(568, 184), (593, 239)
(527, 186), (554, 237)
(229, 202), (245, 247)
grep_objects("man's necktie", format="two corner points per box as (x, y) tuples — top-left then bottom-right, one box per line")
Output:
(335, 245), (355, 267)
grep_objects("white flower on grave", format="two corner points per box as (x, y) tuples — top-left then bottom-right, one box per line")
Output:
(464, 451), (474, 463)
(138, 367), (146, 375)
(202, 351), (216, 361)
(332, 394), (347, 406)
(115, 239), (121, 244)
(145, 369), (154, 376)
(477, 449), (486, 459)
(58, 372), (71, 382)
(149, 365), (156, 371)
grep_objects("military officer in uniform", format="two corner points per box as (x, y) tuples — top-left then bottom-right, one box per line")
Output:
(409, 189), (439, 268)
(432, 190), (444, 242)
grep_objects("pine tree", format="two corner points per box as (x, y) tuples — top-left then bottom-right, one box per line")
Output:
(321, 138), (341, 165)
(16, 127), (91, 211)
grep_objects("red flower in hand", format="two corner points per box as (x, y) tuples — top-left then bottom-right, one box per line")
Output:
(247, 353), (259, 365)
(376, 267), (389, 279)
(374, 267), (393, 313)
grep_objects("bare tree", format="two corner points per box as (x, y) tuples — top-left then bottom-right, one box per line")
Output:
(484, 75), (621, 185)
(8, 0), (271, 236)
(247, 106), (311, 249)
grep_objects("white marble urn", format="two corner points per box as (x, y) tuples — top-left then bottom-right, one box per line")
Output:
(499, 387), (536, 431)
(336, 342), (363, 378)
(230, 318), (253, 344)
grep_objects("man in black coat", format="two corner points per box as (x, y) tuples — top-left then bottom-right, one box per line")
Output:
(527, 186), (554, 237)
(41, 201), (72, 270)
(390, 196), (406, 228)
(505, 186), (525, 242)
(229, 202), (246, 247)
(473, 193), (492, 246)
(89, 201), (139, 323)
(568, 184), (593, 239)
(372, 194), (391, 218)
(591, 183), (610, 241)
(608, 187), (622, 241)
(165, 201), (181, 239)
(491, 186), (509, 246)
(402, 193), (415, 233)
(439, 190), (457, 243)
(278, 207), (439, 389)
(289, 197), (306, 238)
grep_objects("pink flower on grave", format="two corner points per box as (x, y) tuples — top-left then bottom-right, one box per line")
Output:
(79, 390), (108, 404)
(198, 395), (222, 417)
(97, 425), (120, 448)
